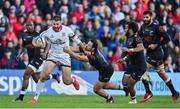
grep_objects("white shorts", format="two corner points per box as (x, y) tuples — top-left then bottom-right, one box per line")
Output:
(47, 53), (71, 67)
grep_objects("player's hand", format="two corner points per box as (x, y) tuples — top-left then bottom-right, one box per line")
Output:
(116, 58), (124, 63)
(63, 46), (71, 53)
(84, 51), (91, 55)
(148, 44), (158, 50)
(121, 47), (129, 52)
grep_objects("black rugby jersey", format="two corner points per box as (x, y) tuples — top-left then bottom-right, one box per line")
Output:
(126, 34), (146, 69)
(87, 50), (111, 73)
(20, 31), (41, 61)
(138, 21), (170, 61)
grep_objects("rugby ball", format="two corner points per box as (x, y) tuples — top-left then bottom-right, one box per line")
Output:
(35, 36), (46, 48)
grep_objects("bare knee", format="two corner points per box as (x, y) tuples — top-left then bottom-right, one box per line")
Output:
(63, 78), (72, 85)
(93, 87), (99, 94)
(40, 73), (50, 82)
(156, 66), (168, 81)
(23, 70), (33, 80)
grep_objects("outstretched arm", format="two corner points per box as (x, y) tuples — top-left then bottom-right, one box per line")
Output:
(121, 43), (144, 53)
(64, 46), (89, 62)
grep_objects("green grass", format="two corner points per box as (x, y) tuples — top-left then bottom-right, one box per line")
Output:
(0, 95), (180, 108)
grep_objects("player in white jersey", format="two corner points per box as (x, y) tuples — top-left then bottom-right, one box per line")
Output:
(29, 15), (80, 103)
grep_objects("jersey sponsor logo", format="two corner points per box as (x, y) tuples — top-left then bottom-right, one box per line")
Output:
(52, 39), (65, 45)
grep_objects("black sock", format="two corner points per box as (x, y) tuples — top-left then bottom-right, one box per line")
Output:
(131, 96), (136, 100)
(19, 94), (24, 100)
(166, 79), (177, 95)
(52, 74), (57, 79)
(142, 80), (151, 93)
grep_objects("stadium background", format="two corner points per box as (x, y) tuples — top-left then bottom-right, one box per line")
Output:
(0, 0), (179, 108)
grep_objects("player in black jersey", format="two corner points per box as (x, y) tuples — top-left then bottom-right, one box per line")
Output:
(64, 39), (124, 103)
(14, 21), (60, 102)
(117, 22), (146, 104)
(138, 11), (179, 103)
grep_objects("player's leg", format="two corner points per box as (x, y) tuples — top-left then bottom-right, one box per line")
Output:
(14, 57), (44, 102)
(155, 64), (179, 103)
(140, 63), (153, 102)
(122, 73), (130, 96)
(60, 56), (80, 90)
(102, 65), (122, 90)
(61, 65), (80, 90)
(14, 67), (34, 101)
(127, 77), (137, 104)
(95, 65), (114, 103)
(129, 69), (146, 104)
(32, 61), (60, 83)
(103, 82), (122, 90)
(31, 72), (60, 83)
(93, 80), (114, 103)
(29, 60), (56, 103)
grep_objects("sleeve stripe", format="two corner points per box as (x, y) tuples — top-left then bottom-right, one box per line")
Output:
(70, 34), (76, 38)
(40, 30), (48, 36)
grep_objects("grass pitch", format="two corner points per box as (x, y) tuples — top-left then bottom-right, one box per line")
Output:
(0, 95), (180, 108)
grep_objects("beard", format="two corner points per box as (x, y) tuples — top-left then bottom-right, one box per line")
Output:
(143, 20), (151, 25)
(53, 27), (60, 32)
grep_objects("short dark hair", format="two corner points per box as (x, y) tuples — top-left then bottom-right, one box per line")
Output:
(90, 39), (98, 51)
(143, 10), (153, 16)
(53, 15), (61, 21)
(25, 21), (34, 26)
(128, 21), (139, 33)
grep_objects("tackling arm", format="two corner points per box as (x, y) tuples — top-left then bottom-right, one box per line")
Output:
(64, 46), (89, 62)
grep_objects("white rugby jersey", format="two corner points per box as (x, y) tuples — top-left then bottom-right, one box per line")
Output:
(39, 25), (75, 57)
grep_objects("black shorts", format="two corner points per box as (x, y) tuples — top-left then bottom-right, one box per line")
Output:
(99, 65), (114, 83)
(29, 57), (43, 70)
(131, 68), (146, 81)
(146, 53), (163, 67)
(124, 65), (133, 76)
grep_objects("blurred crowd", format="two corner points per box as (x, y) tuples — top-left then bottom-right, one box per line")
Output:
(0, 0), (179, 72)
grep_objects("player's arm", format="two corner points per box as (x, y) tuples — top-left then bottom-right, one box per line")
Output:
(115, 55), (128, 63)
(70, 34), (86, 52)
(121, 36), (144, 53)
(151, 25), (170, 49)
(157, 26), (171, 45)
(64, 46), (89, 62)
(69, 46), (80, 52)
(129, 43), (144, 52)
(68, 27), (86, 53)
(32, 32), (47, 48)
(17, 33), (26, 60)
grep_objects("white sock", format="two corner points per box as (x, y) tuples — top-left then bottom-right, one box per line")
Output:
(20, 90), (27, 95)
(49, 74), (53, 79)
(72, 77), (75, 83)
(107, 94), (111, 99)
(34, 80), (45, 100)
(119, 84), (123, 90)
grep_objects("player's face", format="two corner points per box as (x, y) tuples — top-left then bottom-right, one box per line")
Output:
(26, 23), (34, 32)
(143, 15), (152, 25)
(85, 41), (93, 51)
(52, 20), (62, 32)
